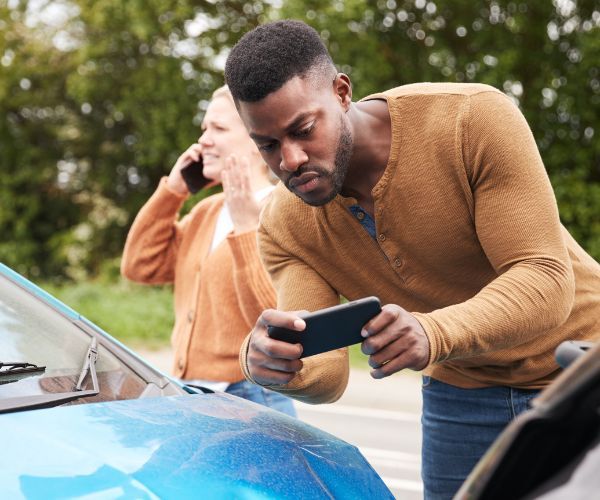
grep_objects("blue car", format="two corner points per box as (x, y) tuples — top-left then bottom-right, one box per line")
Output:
(0, 263), (393, 499)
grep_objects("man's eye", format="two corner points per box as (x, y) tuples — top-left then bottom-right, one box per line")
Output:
(259, 143), (277, 153)
(294, 124), (314, 138)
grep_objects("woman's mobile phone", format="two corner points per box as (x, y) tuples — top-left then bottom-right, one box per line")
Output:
(180, 159), (210, 194)
(267, 296), (382, 358)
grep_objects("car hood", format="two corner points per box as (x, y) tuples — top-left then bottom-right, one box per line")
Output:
(0, 392), (392, 499)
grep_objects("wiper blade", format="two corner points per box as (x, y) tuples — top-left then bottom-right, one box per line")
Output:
(0, 337), (100, 414)
(0, 362), (46, 385)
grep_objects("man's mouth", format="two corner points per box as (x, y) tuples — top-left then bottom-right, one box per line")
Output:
(288, 172), (320, 193)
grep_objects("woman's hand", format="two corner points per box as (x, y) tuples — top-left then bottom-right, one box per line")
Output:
(222, 155), (262, 233)
(166, 143), (203, 196)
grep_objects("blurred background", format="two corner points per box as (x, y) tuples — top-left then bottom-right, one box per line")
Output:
(1, 0), (598, 351)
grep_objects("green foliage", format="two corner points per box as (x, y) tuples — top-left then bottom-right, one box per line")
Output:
(0, 0), (270, 280)
(279, 0), (600, 259)
(0, 0), (598, 283)
(43, 276), (175, 349)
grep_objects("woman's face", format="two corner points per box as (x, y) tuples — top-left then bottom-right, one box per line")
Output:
(198, 95), (261, 182)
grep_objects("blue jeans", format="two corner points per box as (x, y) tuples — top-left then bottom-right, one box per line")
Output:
(226, 380), (297, 417)
(421, 376), (540, 500)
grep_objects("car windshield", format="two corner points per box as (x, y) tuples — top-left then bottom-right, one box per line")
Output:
(0, 274), (146, 406)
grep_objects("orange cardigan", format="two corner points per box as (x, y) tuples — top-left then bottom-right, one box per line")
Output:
(122, 178), (276, 382)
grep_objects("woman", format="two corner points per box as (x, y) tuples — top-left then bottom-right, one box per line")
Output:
(121, 86), (295, 416)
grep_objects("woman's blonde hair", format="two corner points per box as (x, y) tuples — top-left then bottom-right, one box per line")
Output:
(211, 85), (235, 103)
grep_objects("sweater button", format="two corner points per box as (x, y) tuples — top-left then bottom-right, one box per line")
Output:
(356, 211), (365, 221)
(378, 233), (386, 242)
(394, 258), (402, 268)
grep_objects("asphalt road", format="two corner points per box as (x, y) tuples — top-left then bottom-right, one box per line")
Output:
(139, 348), (423, 499)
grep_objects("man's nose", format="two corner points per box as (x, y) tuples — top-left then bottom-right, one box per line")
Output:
(279, 141), (308, 172)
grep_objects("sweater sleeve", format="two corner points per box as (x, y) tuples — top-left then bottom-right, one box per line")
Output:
(226, 229), (277, 326)
(121, 177), (189, 284)
(414, 91), (575, 365)
(238, 223), (349, 404)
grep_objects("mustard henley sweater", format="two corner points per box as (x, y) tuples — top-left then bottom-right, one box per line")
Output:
(122, 178), (276, 382)
(241, 83), (600, 403)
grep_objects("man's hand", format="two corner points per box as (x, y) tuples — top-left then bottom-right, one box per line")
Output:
(246, 309), (307, 386)
(361, 304), (430, 379)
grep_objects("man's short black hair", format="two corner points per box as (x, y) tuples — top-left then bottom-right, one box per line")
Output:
(225, 20), (335, 103)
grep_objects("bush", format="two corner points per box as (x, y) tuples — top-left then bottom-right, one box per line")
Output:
(43, 278), (174, 349)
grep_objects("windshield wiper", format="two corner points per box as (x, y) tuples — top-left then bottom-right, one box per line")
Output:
(75, 336), (98, 391)
(0, 337), (100, 414)
(0, 362), (46, 385)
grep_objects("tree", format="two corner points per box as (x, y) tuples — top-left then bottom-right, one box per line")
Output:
(1, 1), (598, 279)
(0, 0), (272, 279)
(279, 0), (600, 258)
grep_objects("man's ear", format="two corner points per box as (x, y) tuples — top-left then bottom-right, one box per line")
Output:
(333, 73), (352, 110)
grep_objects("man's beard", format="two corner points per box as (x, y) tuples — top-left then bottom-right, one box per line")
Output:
(289, 116), (353, 207)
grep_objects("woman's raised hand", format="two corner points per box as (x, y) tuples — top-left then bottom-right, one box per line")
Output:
(221, 155), (262, 233)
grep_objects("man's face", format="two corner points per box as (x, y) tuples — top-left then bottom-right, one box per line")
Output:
(236, 76), (353, 206)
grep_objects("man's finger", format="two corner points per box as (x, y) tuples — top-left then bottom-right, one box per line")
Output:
(252, 368), (297, 386)
(257, 308), (306, 332)
(260, 336), (304, 360)
(260, 356), (304, 373)
(368, 334), (430, 378)
(367, 338), (408, 369)
(361, 304), (401, 338)
(370, 351), (412, 379)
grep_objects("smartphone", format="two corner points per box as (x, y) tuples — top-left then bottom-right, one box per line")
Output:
(180, 159), (211, 194)
(267, 296), (382, 358)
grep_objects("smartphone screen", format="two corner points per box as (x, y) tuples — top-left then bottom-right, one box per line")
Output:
(180, 160), (210, 194)
(267, 296), (382, 358)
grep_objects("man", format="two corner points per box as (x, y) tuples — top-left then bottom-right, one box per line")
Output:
(224, 20), (600, 499)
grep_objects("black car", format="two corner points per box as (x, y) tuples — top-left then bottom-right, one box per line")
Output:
(456, 340), (600, 499)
